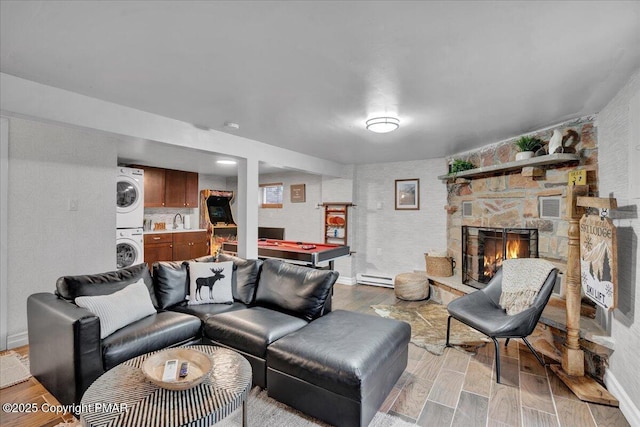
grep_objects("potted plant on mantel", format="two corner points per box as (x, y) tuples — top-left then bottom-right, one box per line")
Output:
(448, 159), (475, 176)
(514, 136), (543, 161)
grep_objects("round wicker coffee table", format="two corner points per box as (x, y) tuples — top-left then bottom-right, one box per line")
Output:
(80, 345), (252, 427)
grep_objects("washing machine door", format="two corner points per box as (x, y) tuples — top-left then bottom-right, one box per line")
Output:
(117, 175), (142, 214)
(117, 240), (140, 269)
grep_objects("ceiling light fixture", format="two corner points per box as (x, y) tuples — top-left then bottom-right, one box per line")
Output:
(224, 122), (240, 130)
(217, 160), (237, 165)
(366, 117), (400, 133)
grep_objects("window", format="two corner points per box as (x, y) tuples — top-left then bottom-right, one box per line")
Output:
(260, 183), (283, 208)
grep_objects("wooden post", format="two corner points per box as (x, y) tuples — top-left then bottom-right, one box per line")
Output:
(562, 185), (588, 375)
(549, 185), (618, 406)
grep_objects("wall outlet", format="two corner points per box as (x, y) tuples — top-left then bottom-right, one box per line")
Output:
(68, 199), (79, 211)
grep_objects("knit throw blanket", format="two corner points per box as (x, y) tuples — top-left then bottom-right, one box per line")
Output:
(499, 258), (555, 315)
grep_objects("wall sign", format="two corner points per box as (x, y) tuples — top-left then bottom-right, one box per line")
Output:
(290, 184), (306, 203)
(568, 170), (586, 186)
(579, 214), (617, 310)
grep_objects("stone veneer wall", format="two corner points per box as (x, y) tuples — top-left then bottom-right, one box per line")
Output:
(446, 116), (598, 274)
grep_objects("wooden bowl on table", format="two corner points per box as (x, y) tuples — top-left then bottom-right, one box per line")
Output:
(141, 348), (213, 391)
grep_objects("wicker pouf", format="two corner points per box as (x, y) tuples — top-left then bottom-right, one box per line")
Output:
(394, 272), (430, 301)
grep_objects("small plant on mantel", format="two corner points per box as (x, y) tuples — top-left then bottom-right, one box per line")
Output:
(449, 159), (475, 175)
(514, 136), (543, 161)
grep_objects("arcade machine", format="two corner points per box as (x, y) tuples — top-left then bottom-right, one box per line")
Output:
(199, 189), (237, 255)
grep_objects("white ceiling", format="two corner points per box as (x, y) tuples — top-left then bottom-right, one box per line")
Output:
(1, 1), (639, 168)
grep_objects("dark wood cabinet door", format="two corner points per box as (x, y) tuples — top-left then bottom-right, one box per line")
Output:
(143, 167), (166, 207)
(164, 169), (186, 207)
(172, 232), (209, 260)
(172, 242), (191, 261)
(144, 243), (173, 266)
(185, 172), (199, 208)
(144, 234), (173, 267)
(190, 240), (210, 258)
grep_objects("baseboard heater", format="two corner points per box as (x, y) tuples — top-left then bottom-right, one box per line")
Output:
(356, 273), (394, 288)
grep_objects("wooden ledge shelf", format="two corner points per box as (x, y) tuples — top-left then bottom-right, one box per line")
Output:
(438, 153), (580, 181)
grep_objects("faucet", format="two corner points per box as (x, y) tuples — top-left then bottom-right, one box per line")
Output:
(173, 213), (183, 229)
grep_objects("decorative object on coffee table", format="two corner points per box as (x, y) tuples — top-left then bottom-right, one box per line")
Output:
(80, 345), (252, 427)
(394, 272), (430, 301)
(141, 347), (213, 390)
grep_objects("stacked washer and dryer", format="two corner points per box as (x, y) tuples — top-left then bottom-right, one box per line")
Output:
(116, 167), (145, 269)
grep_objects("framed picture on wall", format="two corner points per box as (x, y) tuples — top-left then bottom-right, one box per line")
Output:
(290, 184), (306, 203)
(395, 179), (419, 210)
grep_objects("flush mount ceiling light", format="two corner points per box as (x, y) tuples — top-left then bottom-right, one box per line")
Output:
(224, 122), (240, 130)
(366, 117), (400, 133)
(216, 160), (237, 165)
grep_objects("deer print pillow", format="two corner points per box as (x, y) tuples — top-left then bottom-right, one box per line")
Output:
(187, 261), (234, 305)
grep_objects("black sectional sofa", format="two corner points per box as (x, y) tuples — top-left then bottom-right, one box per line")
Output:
(27, 254), (410, 427)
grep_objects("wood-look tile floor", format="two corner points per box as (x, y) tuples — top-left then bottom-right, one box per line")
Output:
(332, 284), (630, 427)
(0, 284), (630, 426)
(0, 346), (76, 427)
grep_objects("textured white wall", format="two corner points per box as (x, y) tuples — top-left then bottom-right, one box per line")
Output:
(322, 172), (355, 281)
(598, 68), (640, 423)
(7, 117), (117, 342)
(353, 159), (447, 277)
(257, 171), (324, 243)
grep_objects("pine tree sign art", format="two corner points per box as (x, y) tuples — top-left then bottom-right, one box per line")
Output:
(579, 214), (617, 310)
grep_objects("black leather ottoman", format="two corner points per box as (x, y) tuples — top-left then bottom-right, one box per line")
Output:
(266, 310), (411, 427)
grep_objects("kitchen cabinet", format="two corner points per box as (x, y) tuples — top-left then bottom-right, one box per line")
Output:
(143, 167), (166, 207)
(172, 231), (209, 260)
(144, 233), (173, 266)
(139, 166), (199, 208)
(144, 231), (209, 268)
(185, 172), (199, 207)
(164, 170), (199, 208)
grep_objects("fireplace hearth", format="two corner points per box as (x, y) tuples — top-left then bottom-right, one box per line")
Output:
(462, 226), (538, 289)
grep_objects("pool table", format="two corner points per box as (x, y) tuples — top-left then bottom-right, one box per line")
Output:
(221, 238), (350, 269)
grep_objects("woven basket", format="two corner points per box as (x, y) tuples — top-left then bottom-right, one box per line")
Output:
(425, 254), (454, 277)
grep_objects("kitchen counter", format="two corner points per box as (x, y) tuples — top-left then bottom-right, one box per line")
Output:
(144, 228), (207, 235)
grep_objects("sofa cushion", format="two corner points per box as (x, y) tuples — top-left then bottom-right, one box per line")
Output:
(169, 301), (248, 322)
(102, 311), (201, 370)
(75, 280), (157, 339)
(187, 261), (234, 304)
(203, 307), (308, 358)
(255, 259), (339, 321)
(267, 310), (411, 401)
(152, 261), (189, 309)
(217, 253), (263, 305)
(56, 263), (158, 308)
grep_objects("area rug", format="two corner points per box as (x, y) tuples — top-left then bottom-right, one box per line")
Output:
(0, 351), (31, 388)
(55, 386), (414, 427)
(372, 301), (490, 355)
(217, 387), (414, 427)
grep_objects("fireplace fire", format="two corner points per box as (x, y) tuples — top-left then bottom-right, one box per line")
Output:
(462, 226), (538, 289)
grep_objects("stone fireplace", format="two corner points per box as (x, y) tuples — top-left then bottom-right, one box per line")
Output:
(462, 226), (538, 289)
(444, 116), (598, 280)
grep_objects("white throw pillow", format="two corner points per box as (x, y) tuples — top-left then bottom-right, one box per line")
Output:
(75, 279), (156, 339)
(187, 261), (234, 305)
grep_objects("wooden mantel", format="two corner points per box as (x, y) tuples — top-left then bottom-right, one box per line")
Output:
(438, 153), (580, 181)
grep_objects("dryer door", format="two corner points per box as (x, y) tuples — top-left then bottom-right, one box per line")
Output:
(116, 239), (140, 269)
(117, 175), (142, 214)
